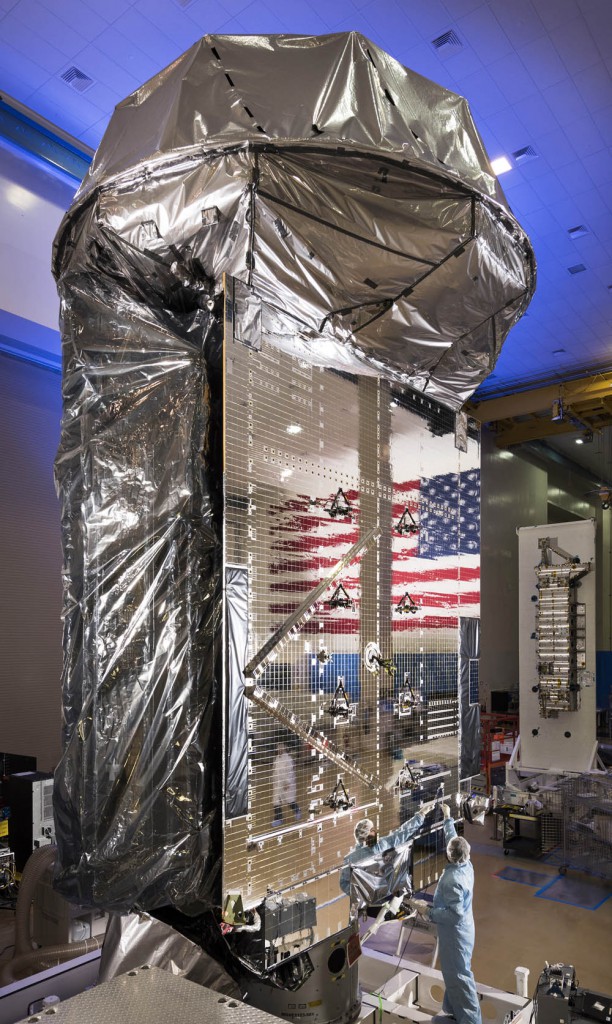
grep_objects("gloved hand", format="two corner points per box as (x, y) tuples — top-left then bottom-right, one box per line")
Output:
(442, 801), (451, 819)
(420, 798), (437, 816)
(410, 899), (429, 916)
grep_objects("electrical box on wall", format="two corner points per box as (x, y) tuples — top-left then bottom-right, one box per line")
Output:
(517, 521), (596, 773)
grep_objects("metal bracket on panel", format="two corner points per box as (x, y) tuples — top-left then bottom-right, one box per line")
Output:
(224, 275), (262, 350)
(363, 641), (396, 677)
(393, 674), (423, 717)
(327, 488), (353, 519)
(395, 506), (419, 535)
(316, 646), (332, 665)
(324, 677), (357, 724)
(323, 777), (355, 811)
(396, 591), (419, 615)
(328, 584), (354, 610)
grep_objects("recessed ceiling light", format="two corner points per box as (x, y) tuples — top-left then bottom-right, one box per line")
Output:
(286, 424), (302, 434)
(568, 264), (586, 274)
(491, 156), (512, 175)
(280, 468), (293, 481)
(575, 437), (584, 445)
(568, 225), (589, 239)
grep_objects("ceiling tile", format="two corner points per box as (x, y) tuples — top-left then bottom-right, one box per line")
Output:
(489, 0), (547, 48)
(512, 94), (560, 146)
(589, 105), (612, 147)
(82, 78), (126, 119)
(582, 147), (612, 187)
(536, 126), (579, 169)
(258, 0), (330, 34)
(216, 16), (248, 31)
(575, 188), (610, 222)
(557, 158), (596, 196)
(484, 106), (536, 154)
(78, 117), (107, 149)
(0, 10), (67, 74)
(396, 43), (455, 87)
(456, 5), (514, 65)
(520, 206), (561, 237)
(529, 171), (569, 206)
(542, 76), (590, 126)
(518, 35), (568, 89)
(576, 0), (612, 62)
(486, 52), (538, 104)
(437, 44), (484, 82)
(0, 40), (51, 94)
(404, 0), (454, 40)
(560, 113), (605, 160)
(113, 8), (193, 65)
(36, 0), (106, 35)
(15, 0), (91, 57)
(500, 179), (543, 216)
(550, 194), (592, 231)
(573, 61), (612, 114)
(442, 0), (483, 17)
(225, 1), (290, 32)
(550, 15), (602, 76)
(327, 13), (386, 48)
(598, 186), (612, 216)
(207, 0), (249, 14)
(130, 0), (209, 48)
(359, 0), (417, 41)
(80, 35), (159, 96)
(535, 0), (585, 32)
(456, 68), (507, 118)
(79, 0), (137, 23)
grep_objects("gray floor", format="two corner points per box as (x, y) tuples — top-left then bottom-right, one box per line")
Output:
(364, 818), (612, 996)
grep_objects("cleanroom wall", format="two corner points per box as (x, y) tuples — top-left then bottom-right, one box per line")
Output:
(0, 353), (62, 770)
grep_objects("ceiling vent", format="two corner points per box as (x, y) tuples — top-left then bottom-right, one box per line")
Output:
(568, 225), (589, 239)
(60, 66), (95, 92)
(431, 30), (463, 56)
(568, 264), (586, 274)
(512, 145), (538, 164)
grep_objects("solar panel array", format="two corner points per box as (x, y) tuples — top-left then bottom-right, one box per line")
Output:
(223, 293), (480, 945)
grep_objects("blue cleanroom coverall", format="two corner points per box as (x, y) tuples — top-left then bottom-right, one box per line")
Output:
(428, 818), (482, 1024)
(339, 810), (425, 896)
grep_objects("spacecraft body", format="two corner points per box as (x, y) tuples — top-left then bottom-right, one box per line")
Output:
(52, 31), (534, 1008)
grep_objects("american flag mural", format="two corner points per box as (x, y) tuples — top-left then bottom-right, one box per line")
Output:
(267, 469), (480, 638)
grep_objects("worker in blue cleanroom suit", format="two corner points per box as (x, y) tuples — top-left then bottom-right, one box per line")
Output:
(339, 799), (437, 898)
(411, 803), (481, 1024)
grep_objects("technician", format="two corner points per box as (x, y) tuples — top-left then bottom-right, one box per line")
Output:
(339, 799), (437, 898)
(411, 803), (482, 1024)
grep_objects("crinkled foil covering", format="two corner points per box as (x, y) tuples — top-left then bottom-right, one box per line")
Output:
(99, 913), (240, 995)
(62, 31), (535, 410)
(348, 844), (414, 912)
(52, 32), (534, 915)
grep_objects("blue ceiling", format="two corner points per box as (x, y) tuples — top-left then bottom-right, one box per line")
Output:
(0, 0), (611, 400)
